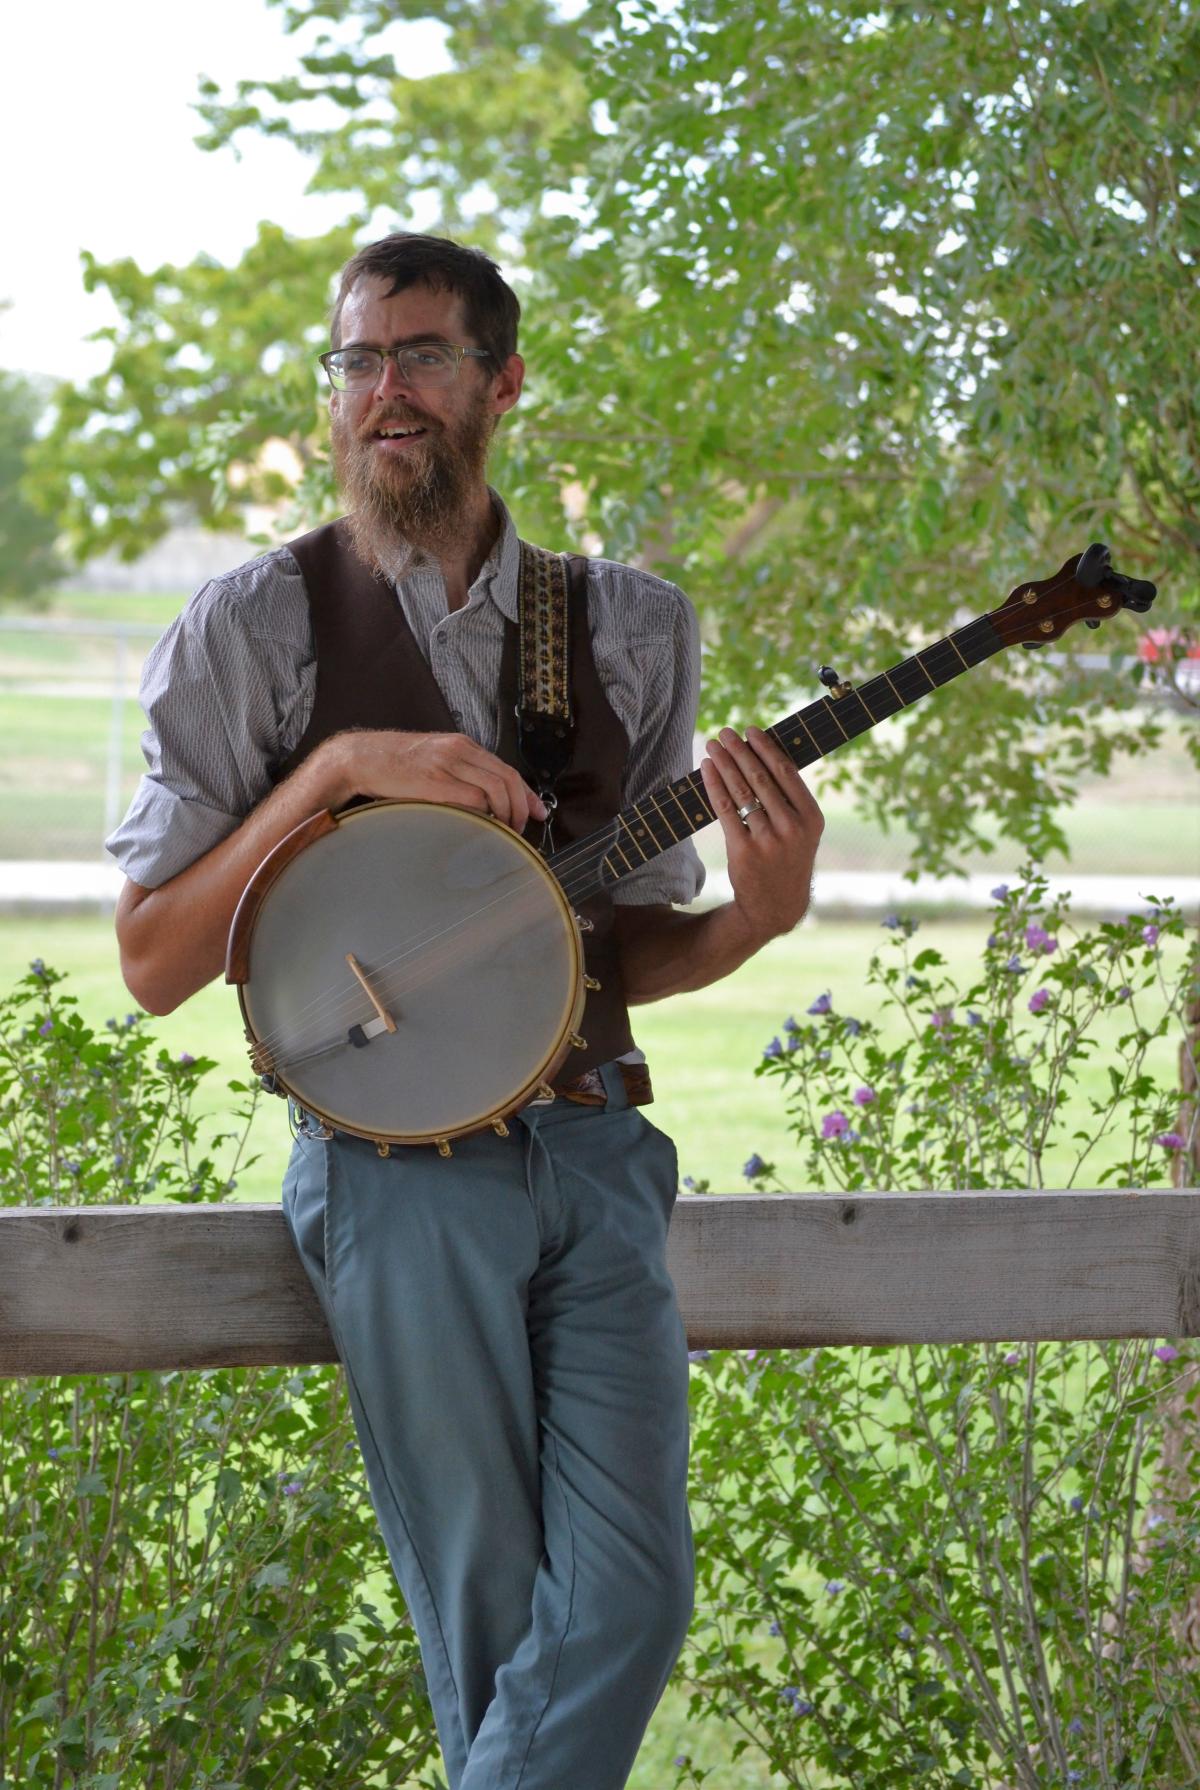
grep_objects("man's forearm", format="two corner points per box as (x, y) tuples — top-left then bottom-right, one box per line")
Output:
(115, 742), (351, 1017)
(616, 900), (784, 1005)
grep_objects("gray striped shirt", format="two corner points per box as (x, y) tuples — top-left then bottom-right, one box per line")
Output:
(106, 486), (707, 908)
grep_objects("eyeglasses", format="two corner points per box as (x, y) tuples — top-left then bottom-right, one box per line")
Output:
(318, 342), (494, 391)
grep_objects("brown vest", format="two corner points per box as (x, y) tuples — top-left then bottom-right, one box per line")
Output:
(273, 519), (637, 1083)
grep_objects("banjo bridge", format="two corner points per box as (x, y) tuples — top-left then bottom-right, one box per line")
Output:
(346, 951), (398, 1033)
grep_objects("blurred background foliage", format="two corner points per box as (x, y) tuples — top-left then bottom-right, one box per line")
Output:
(20, 0), (1200, 877)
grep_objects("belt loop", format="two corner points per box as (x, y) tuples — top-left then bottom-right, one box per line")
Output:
(598, 1059), (630, 1110)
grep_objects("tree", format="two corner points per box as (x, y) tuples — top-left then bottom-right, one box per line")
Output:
(26, 0), (1200, 875)
(0, 370), (65, 609)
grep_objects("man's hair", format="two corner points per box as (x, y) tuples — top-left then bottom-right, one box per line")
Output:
(329, 232), (521, 370)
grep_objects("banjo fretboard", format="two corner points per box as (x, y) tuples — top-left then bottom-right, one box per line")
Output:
(545, 611), (1007, 907)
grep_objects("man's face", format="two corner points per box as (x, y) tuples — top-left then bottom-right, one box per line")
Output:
(328, 275), (523, 570)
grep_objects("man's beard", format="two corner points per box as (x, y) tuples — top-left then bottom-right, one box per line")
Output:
(331, 395), (495, 579)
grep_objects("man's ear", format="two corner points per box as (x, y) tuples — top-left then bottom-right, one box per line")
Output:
(491, 352), (525, 419)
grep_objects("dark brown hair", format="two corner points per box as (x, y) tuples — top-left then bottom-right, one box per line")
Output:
(329, 232), (520, 369)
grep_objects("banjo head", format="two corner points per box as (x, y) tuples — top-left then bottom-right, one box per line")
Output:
(237, 801), (584, 1143)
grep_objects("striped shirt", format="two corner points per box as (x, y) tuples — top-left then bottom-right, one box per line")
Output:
(106, 485), (707, 910)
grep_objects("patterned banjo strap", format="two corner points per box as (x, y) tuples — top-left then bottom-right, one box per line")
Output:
(516, 539), (578, 852)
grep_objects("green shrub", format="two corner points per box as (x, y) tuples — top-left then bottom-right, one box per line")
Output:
(676, 870), (1200, 1788)
(0, 965), (439, 1789)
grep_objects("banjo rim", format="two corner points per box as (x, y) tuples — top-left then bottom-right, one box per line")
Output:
(232, 798), (587, 1147)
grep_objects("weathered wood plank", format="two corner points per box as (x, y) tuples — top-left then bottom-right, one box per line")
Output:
(0, 1192), (1197, 1377)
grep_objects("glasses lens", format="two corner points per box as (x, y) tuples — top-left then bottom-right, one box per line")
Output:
(324, 349), (383, 390)
(398, 344), (457, 383)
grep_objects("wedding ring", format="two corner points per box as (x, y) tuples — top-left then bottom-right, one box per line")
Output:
(736, 799), (763, 822)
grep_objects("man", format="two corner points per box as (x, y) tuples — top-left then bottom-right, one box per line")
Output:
(108, 231), (823, 1789)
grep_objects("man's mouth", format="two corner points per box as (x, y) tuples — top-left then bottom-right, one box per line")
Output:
(371, 424), (428, 442)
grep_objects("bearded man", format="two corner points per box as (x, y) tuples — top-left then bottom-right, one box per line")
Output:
(109, 231), (823, 1790)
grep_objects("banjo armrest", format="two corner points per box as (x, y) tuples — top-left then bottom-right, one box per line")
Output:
(225, 808), (340, 986)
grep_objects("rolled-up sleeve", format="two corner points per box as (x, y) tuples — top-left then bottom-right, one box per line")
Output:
(611, 581), (707, 908)
(105, 577), (293, 889)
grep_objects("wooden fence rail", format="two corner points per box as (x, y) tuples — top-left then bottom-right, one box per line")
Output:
(1, 1190), (1198, 1378)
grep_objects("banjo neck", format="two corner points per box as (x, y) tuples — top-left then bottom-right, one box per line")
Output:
(543, 543), (1158, 906)
(547, 609), (1005, 899)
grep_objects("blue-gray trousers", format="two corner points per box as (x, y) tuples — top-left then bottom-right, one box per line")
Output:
(281, 1061), (694, 1789)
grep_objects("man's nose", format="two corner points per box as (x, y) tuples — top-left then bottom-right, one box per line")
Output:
(374, 352), (417, 400)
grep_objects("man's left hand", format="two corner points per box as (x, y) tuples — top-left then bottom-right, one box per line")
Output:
(699, 725), (825, 943)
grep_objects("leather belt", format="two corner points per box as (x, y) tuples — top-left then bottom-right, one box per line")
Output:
(554, 1060), (653, 1108)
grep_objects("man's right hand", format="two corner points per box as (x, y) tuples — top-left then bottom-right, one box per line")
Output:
(321, 729), (547, 836)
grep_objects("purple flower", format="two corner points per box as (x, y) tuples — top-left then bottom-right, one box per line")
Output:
(843, 1015), (862, 1036)
(853, 1085), (876, 1106)
(178, 1052), (195, 1066)
(763, 1036), (784, 1061)
(682, 1176), (696, 1190)
(929, 1006), (954, 1030)
(821, 1111), (850, 1139)
(1156, 1132), (1186, 1150)
(688, 1349), (710, 1363)
(986, 933), (998, 948)
(825, 1579), (844, 1595)
(1070, 1494), (1084, 1512)
(282, 1479), (303, 1496)
(674, 1758), (688, 1769)
(783, 1014), (800, 1034)
(967, 1009), (985, 1026)
(1025, 923), (1057, 954)
(1143, 924), (1160, 947)
(769, 1619), (782, 1636)
(47, 1447), (59, 1459)
(1005, 955), (1025, 974)
(1068, 1717), (1085, 1736)
(1155, 1344), (1180, 1361)
(30, 958), (46, 978)
(38, 1019), (52, 1037)
(881, 913), (902, 930)
(1004, 1350), (1021, 1365)
(991, 883), (1010, 901)
(1028, 988), (1051, 1014)
(1117, 985), (1133, 1002)
(743, 1153), (768, 1180)
(807, 992), (832, 1015)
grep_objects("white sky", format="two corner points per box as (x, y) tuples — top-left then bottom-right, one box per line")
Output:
(1, 0), (452, 387)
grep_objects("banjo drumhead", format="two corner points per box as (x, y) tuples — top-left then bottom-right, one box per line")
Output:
(239, 803), (582, 1141)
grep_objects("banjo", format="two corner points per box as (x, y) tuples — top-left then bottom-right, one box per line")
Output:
(225, 543), (1156, 1155)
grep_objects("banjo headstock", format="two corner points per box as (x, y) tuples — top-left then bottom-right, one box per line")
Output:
(990, 542), (1157, 651)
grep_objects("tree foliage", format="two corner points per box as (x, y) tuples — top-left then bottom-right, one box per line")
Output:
(28, 0), (1200, 874)
(0, 370), (66, 610)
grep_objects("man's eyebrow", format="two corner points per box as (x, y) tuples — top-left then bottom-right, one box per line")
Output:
(339, 333), (455, 350)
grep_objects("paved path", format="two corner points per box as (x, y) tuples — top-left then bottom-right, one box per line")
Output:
(2, 860), (1195, 919)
